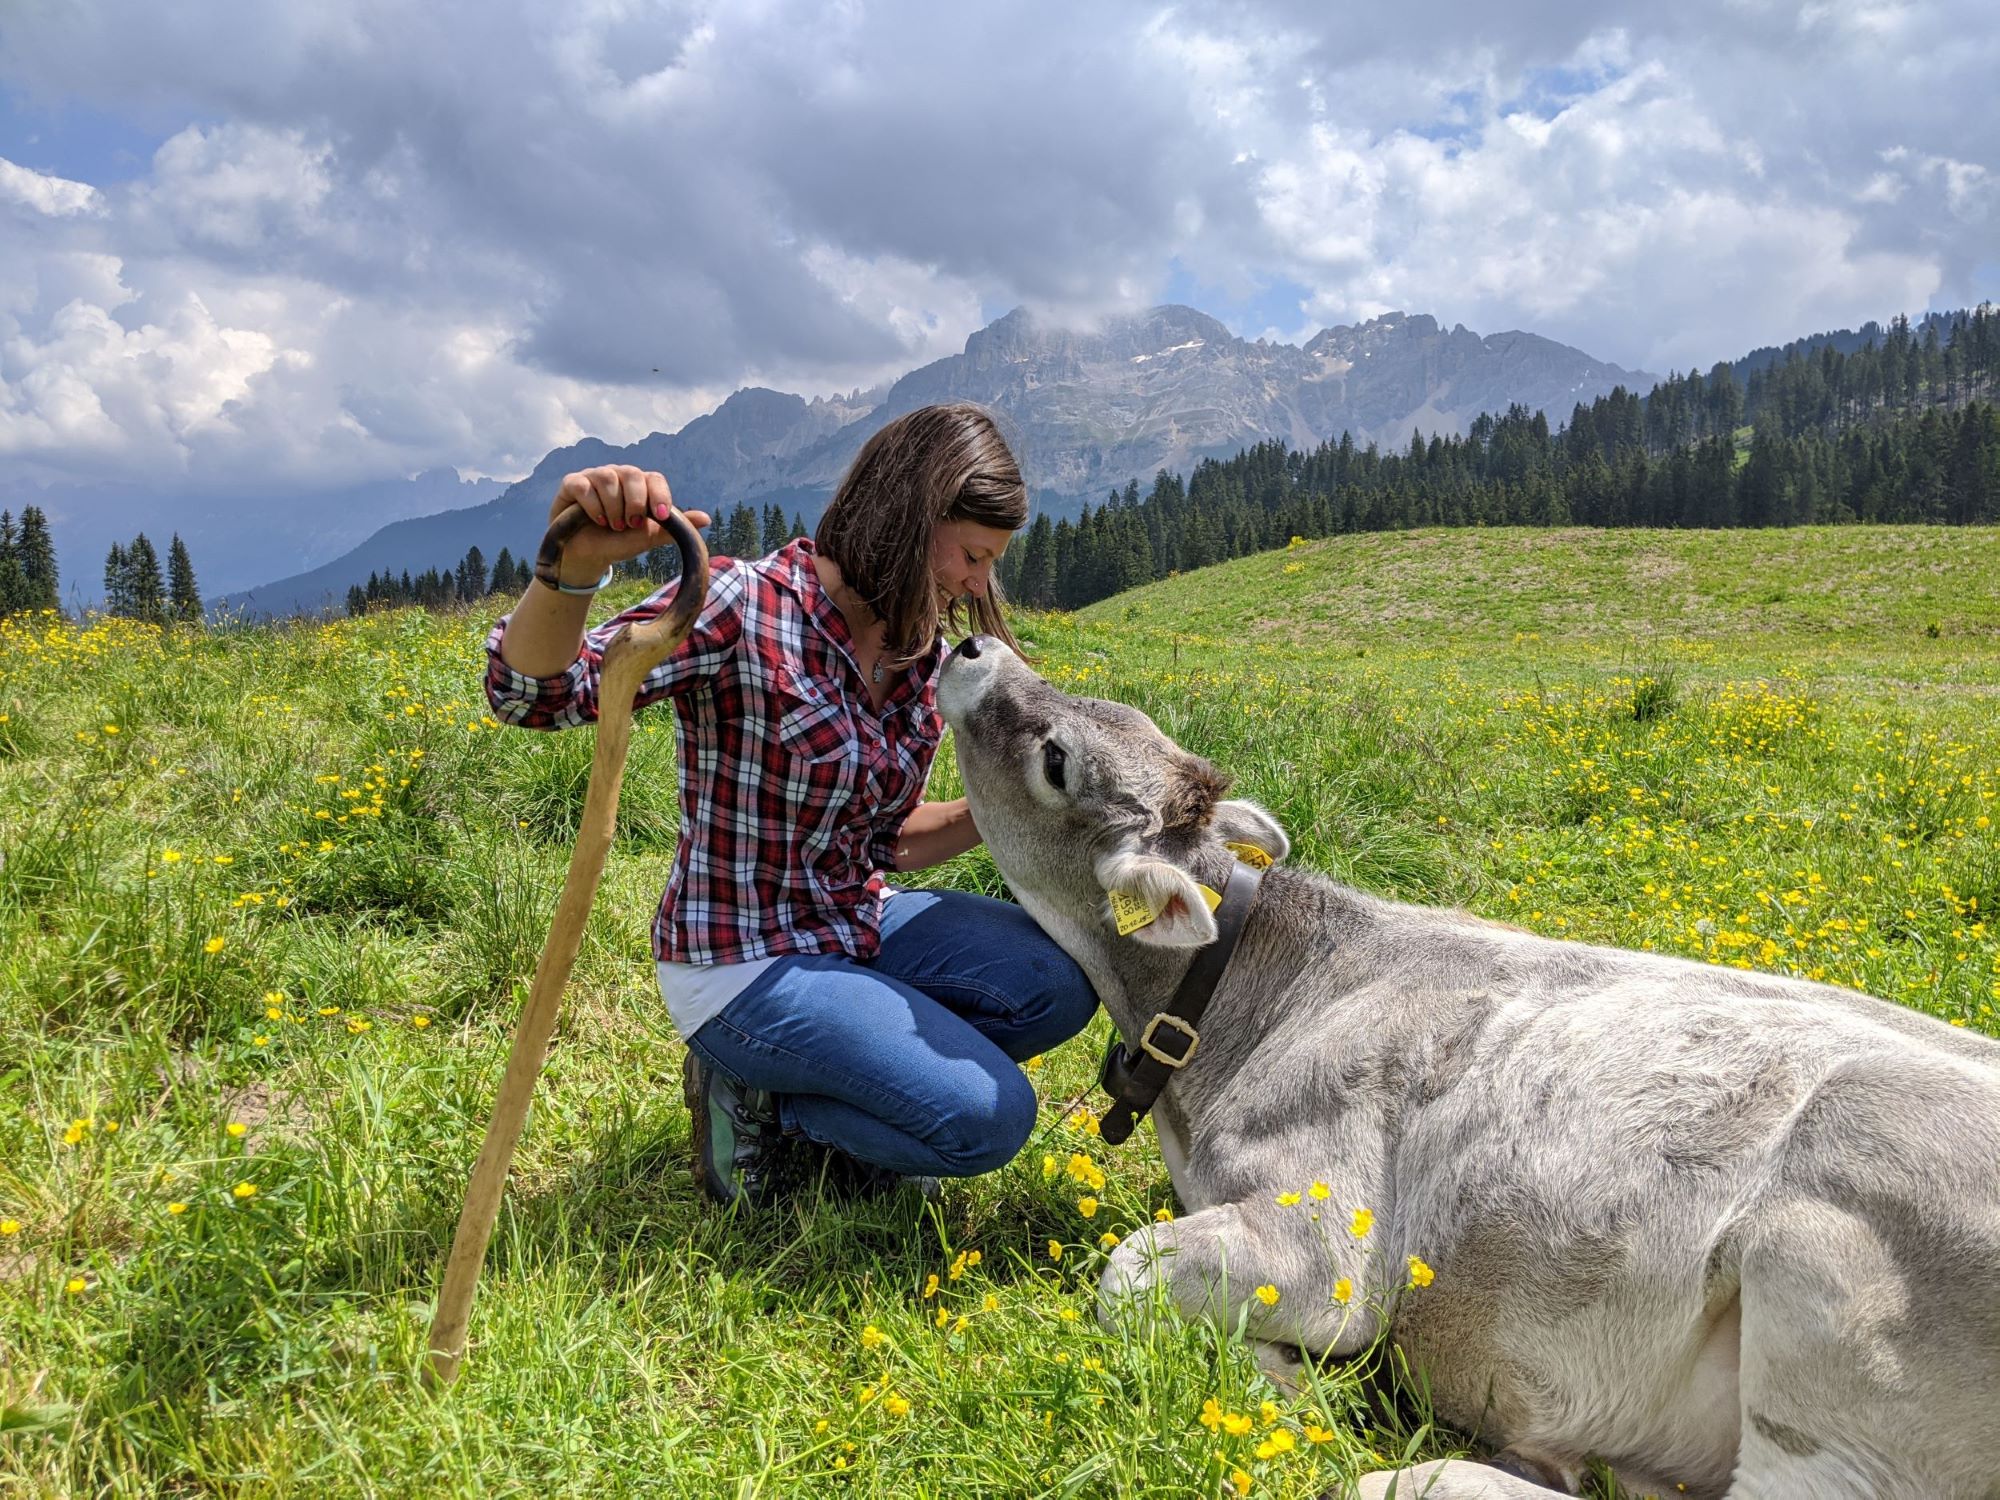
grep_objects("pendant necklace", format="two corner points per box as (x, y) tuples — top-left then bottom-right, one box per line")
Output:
(871, 659), (885, 685)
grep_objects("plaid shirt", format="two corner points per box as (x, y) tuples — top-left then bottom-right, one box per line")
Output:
(484, 538), (945, 965)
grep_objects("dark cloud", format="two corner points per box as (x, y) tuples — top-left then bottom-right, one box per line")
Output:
(0, 0), (1990, 487)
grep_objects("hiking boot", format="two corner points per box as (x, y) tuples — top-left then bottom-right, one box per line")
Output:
(808, 1146), (944, 1206)
(682, 1051), (789, 1209)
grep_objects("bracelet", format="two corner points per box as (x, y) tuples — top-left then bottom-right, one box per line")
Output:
(549, 565), (615, 597)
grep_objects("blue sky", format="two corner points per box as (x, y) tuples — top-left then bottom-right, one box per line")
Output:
(0, 0), (1993, 501)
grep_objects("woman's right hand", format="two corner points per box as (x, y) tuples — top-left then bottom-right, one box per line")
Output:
(546, 465), (713, 586)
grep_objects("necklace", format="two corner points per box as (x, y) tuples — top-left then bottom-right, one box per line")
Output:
(871, 659), (885, 685)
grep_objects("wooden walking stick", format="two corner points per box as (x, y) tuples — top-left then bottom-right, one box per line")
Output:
(426, 503), (709, 1389)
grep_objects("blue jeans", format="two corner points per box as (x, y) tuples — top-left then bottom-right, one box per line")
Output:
(683, 889), (1098, 1177)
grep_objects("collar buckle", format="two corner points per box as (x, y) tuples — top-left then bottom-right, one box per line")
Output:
(1138, 1012), (1200, 1068)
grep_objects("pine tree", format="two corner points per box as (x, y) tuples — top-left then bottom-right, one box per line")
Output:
(167, 534), (202, 622)
(104, 542), (130, 616)
(723, 503), (760, 559)
(0, 511), (26, 616)
(18, 506), (58, 611)
(126, 534), (166, 622)
(346, 584), (368, 616)
(761, 503), (790, 556)
(457, 545), (488, 599)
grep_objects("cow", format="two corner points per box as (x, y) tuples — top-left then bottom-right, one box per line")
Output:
(936, 634), (2000, 1500)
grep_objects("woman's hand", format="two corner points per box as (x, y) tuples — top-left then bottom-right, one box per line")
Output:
(547, 465), (713, 586)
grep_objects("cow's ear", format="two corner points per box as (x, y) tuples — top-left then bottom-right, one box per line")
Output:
(1096, 847), (1218, 949)
(1211, 799), (1290, 867)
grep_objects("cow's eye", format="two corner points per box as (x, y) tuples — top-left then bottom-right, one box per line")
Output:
(1042, 740), (1068, 791)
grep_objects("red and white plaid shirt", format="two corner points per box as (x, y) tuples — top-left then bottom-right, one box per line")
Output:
(484, 538), (945, 965)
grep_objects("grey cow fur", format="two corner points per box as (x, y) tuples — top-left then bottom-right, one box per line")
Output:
(937, 639), (2000, 1500)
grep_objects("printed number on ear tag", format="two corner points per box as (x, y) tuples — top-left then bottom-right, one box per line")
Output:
(1109, 890), (1156, 936)
(1225, 841), (1274, 870)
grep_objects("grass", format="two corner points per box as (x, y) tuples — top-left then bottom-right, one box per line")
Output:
(2, 524), (1996, 1497)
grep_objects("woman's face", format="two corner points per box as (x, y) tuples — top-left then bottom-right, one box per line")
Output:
(930, 518), (1012, 608)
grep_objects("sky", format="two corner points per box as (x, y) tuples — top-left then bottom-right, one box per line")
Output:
(1, 0), (1994, 499)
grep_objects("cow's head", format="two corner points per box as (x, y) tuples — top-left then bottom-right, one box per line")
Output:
(938, 636), (1288, 956)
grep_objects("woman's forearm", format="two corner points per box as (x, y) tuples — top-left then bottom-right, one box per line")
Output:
(497, 577), (599, 680)
(891, 798), (983, 871)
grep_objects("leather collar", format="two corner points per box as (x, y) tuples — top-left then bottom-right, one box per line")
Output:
(1096, 858), (1263, 1146)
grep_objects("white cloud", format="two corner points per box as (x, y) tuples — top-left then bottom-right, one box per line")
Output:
(0, 0), (1990, 496)
(0, 156), (104, 217)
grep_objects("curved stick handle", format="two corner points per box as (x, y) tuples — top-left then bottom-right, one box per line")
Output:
(426, 507), (708, 1389)
(532, 503), (701, 592)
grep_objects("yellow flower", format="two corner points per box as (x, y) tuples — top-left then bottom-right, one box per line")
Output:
(951, 1316), (968, 1334)
(1260, 1400), (1280, 1425)
(982, 1294), (999, 1312)
(1309, 1181), (1330, 1200)
(1407, 1255), (1435, 1289)
(65, 1276), (88, 1295)
(62, 1123), (83, 1146)
(167, 1202), (187, 1216)
(1154, 1207), (1175, 1223)
(203, 936), (226, 955)
(1230, 1468), (1254, 1494)
(923, 1273), (940, 1299)
(859, 1324), (887, 1350)
(102, 724), (120, 735)
(226, 1122), (247, 1138)
(0, 1219), (19, 1235)
(1042, 1154), (1058, 1178)
(813, 1419), (829, 1434)
(232, 1182), (257, 1200)
(964, 1250), (981, 1269)
(1099, 1231), (1120, 1249)
(412, 1015), (432, 1029)
(1199, 1397), (1223, 1431)
(1253, 1284), (1279, 1306)
(252, 1035), (269, 1047)
(1222, 1411), (1253, 1436)
(1048, 1239), (1063, 1262)
(857, 1383), (877, 1405)
(1349, 1207), (1374, 1239)
(882, 1393), (911, 1418)
(1077, 1196), (1098, 1218)
(1023, 1053), (1044, 1071)
(1275, 1190), (1302, 1207)
(318, 1005), (340, 1016)
(1264, 1428), (1296, 1455)
(162, 849), (183, 863)
(935, 1305), (950, 1329)
(266, 1007), (283, 1021)
(1302, 1423), (1336, 1444)
(1332, 1277), (1353, 1305)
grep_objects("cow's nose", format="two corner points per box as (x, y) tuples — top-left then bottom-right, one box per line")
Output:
(954, 635), (985, 661)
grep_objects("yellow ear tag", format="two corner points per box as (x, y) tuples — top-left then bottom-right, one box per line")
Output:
(1108, 890), (1156, 935)
(1225, 840), (1274, 870)
(1109, 884), (1224, 936)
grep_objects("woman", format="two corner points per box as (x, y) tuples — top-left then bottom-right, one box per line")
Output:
(485, 403), (1098, 1208)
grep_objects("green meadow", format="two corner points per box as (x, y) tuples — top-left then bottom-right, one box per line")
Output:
(1, 525), (1995, 1498)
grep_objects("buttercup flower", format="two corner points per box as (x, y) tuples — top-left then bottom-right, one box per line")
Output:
(1407, 1255), (1436, 1288)
(1332, 1277), (1353, 1305)
(1254, 1284), (1279, 1306)
(1275, 1190), (1302, 1207)
(232, 1182), (257, 1200)
(1349, 1207), (1374, 1239)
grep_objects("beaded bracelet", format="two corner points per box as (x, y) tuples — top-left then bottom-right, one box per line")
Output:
(549, 565), (615, 596)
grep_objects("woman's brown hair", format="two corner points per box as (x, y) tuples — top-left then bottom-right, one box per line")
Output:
(814, 402), (1028, 665)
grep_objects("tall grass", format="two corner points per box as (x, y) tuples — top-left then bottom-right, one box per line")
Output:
(2, 528), (1997, 1497)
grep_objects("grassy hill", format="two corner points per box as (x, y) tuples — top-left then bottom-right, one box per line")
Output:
(1, 526), (1995, 1496)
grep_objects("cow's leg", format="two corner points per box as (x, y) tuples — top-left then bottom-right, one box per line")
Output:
(1350, 1460), (1569, 1498)
(1718, 1202), (1982, 1500)
(1097, 1198), (1385, 1369)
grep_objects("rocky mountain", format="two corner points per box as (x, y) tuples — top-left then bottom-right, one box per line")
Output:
(223, 305), (1655, 617)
